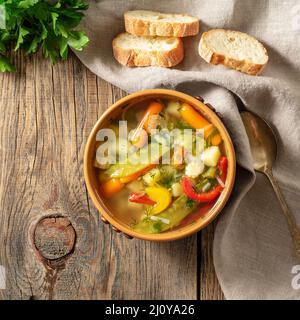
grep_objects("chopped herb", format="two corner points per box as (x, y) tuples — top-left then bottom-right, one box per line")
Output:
(186, 198), (195, 209)
(160, 173), (174, 189)
(153, 222), (162, 233)
(144, 206), (154, 217)
(159, 165), (179, 188)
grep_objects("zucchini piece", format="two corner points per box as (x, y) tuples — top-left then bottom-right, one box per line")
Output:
(103, 143), (169, 179)
(203, 167), (217, 179)
(133, 193), (197, 234)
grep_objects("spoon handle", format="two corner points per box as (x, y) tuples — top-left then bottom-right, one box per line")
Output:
(265, 169), (300, 261)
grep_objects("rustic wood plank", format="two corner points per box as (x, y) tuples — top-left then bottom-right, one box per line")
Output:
(0, 51), (199, 300)
(200, 221), (225, 300)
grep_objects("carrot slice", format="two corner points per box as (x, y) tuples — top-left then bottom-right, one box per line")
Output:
(179, 103), (222, 146)
(211, 134), (222, 146)
(130, 101), (164, 149)
(100, 164), (156, 198)
(120, 164), (156, 184)
(143, 101), (164, 133)
(101, 178), (125, 198)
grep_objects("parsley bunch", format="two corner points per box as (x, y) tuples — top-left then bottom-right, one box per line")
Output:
(0, 0), (89, 72)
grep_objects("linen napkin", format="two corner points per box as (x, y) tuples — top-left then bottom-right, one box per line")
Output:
(75, 0), (300, 300)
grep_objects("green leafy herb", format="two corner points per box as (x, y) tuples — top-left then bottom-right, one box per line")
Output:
(186, 198), (195, 209)
(153, 222), (162, 233)
(0, 0), (89, 72)
(160, 171), (174, 189)
(0, 55), (15, 71)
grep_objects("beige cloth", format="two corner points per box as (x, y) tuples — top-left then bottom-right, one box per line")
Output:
(75, 0), (300, 300)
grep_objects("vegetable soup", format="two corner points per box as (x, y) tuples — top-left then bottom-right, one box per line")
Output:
(94, 98), (228, 234)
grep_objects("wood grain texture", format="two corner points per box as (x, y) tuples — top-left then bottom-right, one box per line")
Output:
(0, 50), (218, 300)
(34, 217), (76, 260)
(200, 221), (225, 300)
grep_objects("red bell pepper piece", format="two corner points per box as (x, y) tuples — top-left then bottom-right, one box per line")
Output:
(218, 156), (228, 183)
(128, 193), (157, 206)
(181, 176), (223, 203)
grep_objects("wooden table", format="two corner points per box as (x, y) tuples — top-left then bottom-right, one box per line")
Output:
(0, 51), (224, 300)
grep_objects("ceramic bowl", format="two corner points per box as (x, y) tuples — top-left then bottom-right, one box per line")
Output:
(84, 89), (236, 241)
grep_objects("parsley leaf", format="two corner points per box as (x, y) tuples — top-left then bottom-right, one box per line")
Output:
(0, 0), (89, 72)
(67, 31), (89, 50)
(0, 55), (16, 72)
(15, 26), (30, 50)
(18, 0), (39, 9)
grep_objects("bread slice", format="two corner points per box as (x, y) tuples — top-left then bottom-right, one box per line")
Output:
(112, 32), (184, 68)
(124, 10), (199, 37)
(199, 29), (268, 75)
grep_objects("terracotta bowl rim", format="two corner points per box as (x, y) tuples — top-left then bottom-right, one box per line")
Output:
(84, 89), (236, 242)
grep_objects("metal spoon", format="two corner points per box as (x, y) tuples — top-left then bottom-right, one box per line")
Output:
(241, 111), (300, 261)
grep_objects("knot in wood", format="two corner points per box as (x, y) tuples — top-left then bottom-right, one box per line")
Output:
(34, 217), (76, 260)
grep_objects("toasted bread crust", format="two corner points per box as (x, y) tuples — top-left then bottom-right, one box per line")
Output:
(112, 34), (184, 68)
(124, 12), (199, 37)
(199, 29), (268, 75)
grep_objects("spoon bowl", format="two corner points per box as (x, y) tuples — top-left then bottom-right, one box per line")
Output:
(241, 111), (300, 261)
(241, 111), (277, 172)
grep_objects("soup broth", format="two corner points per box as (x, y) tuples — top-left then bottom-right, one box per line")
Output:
(94, 98), (228, 234)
